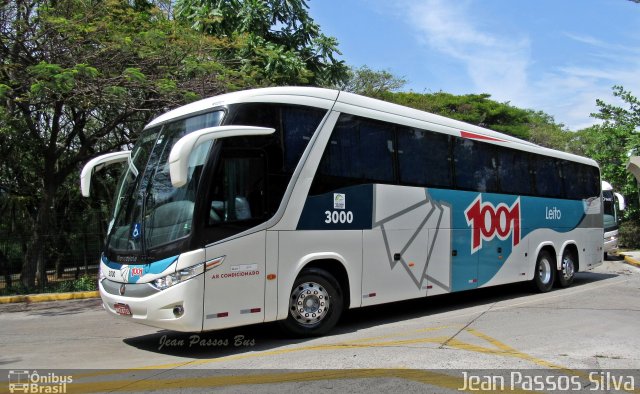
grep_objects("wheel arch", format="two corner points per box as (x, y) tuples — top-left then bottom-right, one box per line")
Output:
(534, 242), (557, 265)
(277, 252), (357, 321)
(301, 258), (351, 312)
(560, 242), (580, 272)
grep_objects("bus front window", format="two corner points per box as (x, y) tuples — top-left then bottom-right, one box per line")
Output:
(603, 190), (617, 232)
(106, 111), (224, 261)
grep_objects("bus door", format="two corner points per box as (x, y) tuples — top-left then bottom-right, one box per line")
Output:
(202, 232), (266, 331)
(202, 152), (267, 331)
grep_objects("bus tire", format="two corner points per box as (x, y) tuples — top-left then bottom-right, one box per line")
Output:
(558, 250), (576, 288)
(280, 268), (343, 337)
(532, 250), (555, 293)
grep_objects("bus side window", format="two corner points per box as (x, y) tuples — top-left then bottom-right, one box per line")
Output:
(533, 157), (563, 198)
(497, 148), (532, 195)
(453, 137), (498, 193)
(397, 127), (452, 188)
(310, 115), (396, 195)
(208, 154), (266, 224)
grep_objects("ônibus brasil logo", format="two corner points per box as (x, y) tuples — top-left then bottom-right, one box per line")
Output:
(464, 195), (521, 254)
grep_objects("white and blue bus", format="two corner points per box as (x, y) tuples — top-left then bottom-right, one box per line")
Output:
(81, 87), (603, 336)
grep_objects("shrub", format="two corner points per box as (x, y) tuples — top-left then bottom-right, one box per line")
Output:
(72, 275), (98, 292)
(0, 274), (97, 296)
(619, 220), (640, 249)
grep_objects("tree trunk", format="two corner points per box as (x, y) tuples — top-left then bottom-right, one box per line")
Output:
(20, 193), (53, 290)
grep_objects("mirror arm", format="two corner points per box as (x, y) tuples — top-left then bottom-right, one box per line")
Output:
(80, 151), (131, 197)
(168, 126), (275, 188)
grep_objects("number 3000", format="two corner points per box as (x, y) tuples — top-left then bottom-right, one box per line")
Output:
(324, 210), (353, 224)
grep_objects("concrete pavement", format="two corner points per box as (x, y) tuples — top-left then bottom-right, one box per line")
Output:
(0, 251), (639, 304)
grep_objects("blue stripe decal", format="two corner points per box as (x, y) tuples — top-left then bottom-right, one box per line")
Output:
(428, 189), (588, 290)
(101, 254), (179, 283)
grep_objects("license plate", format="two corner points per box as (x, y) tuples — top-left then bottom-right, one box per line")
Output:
(114, 303), (132, 316)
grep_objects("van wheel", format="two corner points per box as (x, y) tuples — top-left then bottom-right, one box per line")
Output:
(533, 250), (555, 292)
(280, 268), (343, 337)
(558, 250), (576, 288)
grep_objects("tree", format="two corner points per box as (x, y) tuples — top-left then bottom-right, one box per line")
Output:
(584, 86), (640, 221)
(174, 0), (349, 86)
(380, 91), (546, 140)
(0, 0), (256, 288)
(339, 66), (407, 98)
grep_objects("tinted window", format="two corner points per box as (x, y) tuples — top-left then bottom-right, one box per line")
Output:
(497, 148), (532, 195)
(200, 103), (325, 244)
(563, 161), (585, 200)
(453, 138), (498, 192)
(397, 128), (452, 188)
(533, 157), (563, 198)
(563, 162), (601, 199)
(224, 103), (326, 214)
(209, 153), (266, 224)
(586, 166), (601, 198)
(311, 115), (395, 195)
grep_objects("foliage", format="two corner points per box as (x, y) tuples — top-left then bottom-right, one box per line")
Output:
(339, 66), (407, 98)
(0, 0), (344, 290)
(0, 274), (97, 296)
(380, 91), (545, 140)
(578, 86), (640, 221)
(174, 0), (348, 86)
(527, 111), (573, 150)
(619, 220), (640, 249)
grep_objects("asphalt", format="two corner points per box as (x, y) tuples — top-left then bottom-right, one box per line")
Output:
(0, 251), (639, 304)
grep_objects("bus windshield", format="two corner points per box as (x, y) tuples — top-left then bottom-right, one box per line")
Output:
(602, 190), (618, 232)
(106, 111), (224, 258)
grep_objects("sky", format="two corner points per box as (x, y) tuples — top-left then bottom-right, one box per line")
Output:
(308, 0), (640, 131)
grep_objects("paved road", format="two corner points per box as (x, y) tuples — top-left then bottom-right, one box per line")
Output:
(1, 259), (639, 392)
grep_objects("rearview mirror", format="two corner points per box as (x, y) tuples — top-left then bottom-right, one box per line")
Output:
(614, 192), (626, 211)
(168, 125), (275, 188)
(80, 151), (130, 197)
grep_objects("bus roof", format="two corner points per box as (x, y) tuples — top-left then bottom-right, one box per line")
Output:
(145, 86), (598, 168)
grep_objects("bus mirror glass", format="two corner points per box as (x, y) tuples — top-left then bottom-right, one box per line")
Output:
(614, 192), (626, 211)
(80, 150), (131, 197)
(168, 125), (275, 188)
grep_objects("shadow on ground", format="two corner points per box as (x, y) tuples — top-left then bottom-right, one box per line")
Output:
(123, 270), (616, 360)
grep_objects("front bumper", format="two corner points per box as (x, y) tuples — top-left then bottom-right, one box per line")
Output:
(99, 274), (205, 332)
(604, 236), (619, 254)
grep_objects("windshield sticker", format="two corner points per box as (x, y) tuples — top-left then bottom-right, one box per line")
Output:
(334, 193), (346, 209)
(131, 223), (141, 240)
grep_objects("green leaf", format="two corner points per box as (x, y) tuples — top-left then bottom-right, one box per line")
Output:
(123, 68), (147, 83)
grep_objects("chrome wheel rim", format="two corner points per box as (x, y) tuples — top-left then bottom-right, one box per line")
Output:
(562, 256), (575, 280)
(290, 282), (330, 326)
(538, 258), (552, 285)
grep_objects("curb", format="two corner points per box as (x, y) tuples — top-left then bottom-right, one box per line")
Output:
(620, 254), (640, 268)
(0, 291), (100, 304)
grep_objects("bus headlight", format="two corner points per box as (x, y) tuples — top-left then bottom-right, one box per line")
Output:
(152, 263), (205, 290)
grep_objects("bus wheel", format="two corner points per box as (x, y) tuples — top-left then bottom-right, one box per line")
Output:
(532, 250), (555, 293)
(558, 250), (576, 288)
(280, 268), (343, 337)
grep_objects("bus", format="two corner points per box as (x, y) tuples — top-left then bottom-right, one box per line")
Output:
(602, 181), (625, 258)
(81, 87), (603, 336)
